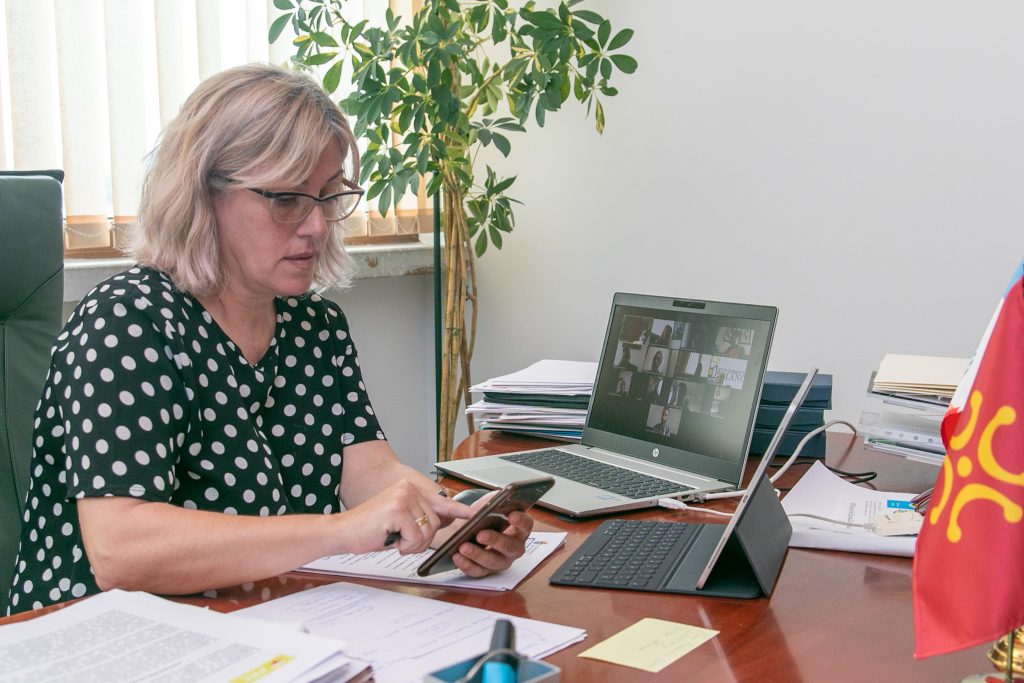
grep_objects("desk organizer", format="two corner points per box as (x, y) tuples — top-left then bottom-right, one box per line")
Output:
(425, 652), (560, 683)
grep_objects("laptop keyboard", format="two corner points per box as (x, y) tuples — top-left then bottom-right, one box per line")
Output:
(499, 449), (692, 499)
(550, 519), (699, 591)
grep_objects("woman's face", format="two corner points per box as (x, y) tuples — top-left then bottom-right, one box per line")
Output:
(212, 143), (343, 303)
(652, 351), (662, 369)
(662, 407), (670, 422)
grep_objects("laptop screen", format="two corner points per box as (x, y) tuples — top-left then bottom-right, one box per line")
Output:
(584, 293), (777, 486)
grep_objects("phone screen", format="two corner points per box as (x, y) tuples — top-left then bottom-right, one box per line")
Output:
(416, 476), (554, 577)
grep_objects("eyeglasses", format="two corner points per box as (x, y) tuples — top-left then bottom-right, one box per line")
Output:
(249, 181), (365, 224)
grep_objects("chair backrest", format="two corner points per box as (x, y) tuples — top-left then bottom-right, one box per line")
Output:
(0, 173), (64, 613)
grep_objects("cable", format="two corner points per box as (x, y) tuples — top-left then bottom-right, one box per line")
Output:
(656, 497), (733, 517)
(786, 512), (871, 529)
(695, 419), (859, 502)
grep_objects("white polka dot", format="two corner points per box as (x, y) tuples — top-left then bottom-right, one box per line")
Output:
(205, 488), (219, 501)
(121, 357), (137, 371)
(71, 583), (87, 598)
(135, 451), (150, 465)
(92, 475), (106, 488)
(128, 323), (143, 337)
(112, 461), (127, 475)
(116, 426), (132, 440)
(100, 368), (114, 382)
(119, 391), (135, 406)
(129, 484), (146, 496)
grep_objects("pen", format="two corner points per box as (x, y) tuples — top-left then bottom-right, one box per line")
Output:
(482, 619), (517, 683)
(383, 488), (448, 547)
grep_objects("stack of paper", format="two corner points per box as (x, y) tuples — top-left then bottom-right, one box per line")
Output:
(861, 354), (967, 465)
(299, 531), (566, 591)
(467, 360), (597, 441)
(871, 354), (967, 402)
(236, 582), (587, 683)
(0, 589), (363, 682)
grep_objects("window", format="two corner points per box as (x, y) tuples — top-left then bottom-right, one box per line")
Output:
(0, 0), (428, 259)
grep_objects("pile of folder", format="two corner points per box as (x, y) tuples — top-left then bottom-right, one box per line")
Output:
(466, 360), (595, 442)
(751, 371), (833, 458)
(858, 354), (966, 465)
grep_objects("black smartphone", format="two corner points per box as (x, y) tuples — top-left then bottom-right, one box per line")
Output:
(416, 476), (555, 577)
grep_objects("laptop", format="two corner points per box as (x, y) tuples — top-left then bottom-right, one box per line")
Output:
(549, 369), (815, 598)
(436, 292), (778, 517)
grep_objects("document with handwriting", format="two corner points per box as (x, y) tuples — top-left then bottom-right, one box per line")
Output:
(299, 531), (565, 591)
(235, 582), (586, 683)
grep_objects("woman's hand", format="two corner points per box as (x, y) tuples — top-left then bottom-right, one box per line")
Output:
(449, 507), (536, 578)
(343, 480), (473, 555)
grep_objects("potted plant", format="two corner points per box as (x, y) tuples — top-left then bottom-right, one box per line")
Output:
(271, 0), (636, 459)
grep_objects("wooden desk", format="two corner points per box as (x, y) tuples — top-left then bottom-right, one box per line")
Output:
(1, 433), (995, 681)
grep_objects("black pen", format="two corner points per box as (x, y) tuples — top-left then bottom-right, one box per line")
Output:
(383, 489), (448, 547)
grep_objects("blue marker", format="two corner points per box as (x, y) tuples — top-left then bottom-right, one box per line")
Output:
(482, 619), (517, 683)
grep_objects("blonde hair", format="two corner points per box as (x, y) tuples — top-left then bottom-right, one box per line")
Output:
(130, 63), (358, 296)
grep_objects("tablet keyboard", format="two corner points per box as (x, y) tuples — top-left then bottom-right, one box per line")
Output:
(499, 449), (691, 499)
(549, 519), (699, 591)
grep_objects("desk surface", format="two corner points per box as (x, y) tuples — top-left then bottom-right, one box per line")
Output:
(1, 432), (995, 680)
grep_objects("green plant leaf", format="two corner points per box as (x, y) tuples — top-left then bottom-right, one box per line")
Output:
(272, 0), (293, 10)
(608, 28), (634, 50)
(600, 57), (612, 80)
(492, 175), (516, 194)
(311, 31), (338, 47)
(492, 133), (511, 157)
(323, 61), (343, 93)
(305, 51), (336, 65)
(597, 19), (610, 47)
(573, 9), (603, 25)
(489, 224), (503, 250)
(610, 54), (637, 74)
(475, 232), (488, 257)
(595, 98), (605, 133)
(378, 185), (392, 215)
(269, 14), (291, 43)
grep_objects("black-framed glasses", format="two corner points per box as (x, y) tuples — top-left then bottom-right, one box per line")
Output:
(249, 181), (365, 224)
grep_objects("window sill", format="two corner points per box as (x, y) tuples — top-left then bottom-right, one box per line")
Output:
(63, 239), (435, 303)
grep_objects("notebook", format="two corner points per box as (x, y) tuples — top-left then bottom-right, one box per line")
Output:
(548, 369), (814, 598)
(436, 292), (778, 517)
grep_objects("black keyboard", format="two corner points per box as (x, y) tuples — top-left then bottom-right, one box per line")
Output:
(499, 449), (691, 499)
(550, 519), (699, 591)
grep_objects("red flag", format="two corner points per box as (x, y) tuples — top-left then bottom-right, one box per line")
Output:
(913, 260), (1024, 658)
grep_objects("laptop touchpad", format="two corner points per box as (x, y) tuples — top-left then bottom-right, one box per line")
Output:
(471, 465), (537, 484)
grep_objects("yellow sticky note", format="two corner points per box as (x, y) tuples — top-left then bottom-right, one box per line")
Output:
(578, 618), (718, 673)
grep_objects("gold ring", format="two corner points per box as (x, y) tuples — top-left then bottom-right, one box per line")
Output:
(415, 515), (429, 527)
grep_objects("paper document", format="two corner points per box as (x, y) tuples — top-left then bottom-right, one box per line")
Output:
(235, 582), (586, 683)
(469, 359), (597, 394)
(0, 589), (359, 683)
(299, 531), (566, 591)
(781, 461), (919, 557)
(873, 354), (968, 396)
(579, 618), (718, 673)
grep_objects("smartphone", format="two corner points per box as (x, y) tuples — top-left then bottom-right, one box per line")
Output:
(416, 476), (555, 577)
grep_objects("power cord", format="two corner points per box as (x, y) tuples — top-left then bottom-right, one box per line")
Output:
(693, 419), (859, 502)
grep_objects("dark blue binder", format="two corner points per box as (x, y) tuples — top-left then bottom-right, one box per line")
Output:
(759, 371), (833, 408)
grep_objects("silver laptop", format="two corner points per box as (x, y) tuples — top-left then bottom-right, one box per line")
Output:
(436, 292), (779, 517)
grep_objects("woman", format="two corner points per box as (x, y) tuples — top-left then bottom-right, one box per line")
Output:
(6, 64), (533, 614)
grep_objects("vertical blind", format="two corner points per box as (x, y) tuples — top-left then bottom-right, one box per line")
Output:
(0, 0), (428, 258)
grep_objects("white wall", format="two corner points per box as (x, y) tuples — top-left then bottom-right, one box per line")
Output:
(328, 274), (437, 470)
(470, 1), (1023, 431)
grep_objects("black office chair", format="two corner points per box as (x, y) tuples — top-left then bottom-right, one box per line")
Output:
(0, 171), (64, 613)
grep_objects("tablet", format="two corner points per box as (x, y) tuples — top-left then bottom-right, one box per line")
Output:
(416, 476), (555, 576)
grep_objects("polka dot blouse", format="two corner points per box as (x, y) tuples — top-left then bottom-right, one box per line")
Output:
(7, 266), (385, 614)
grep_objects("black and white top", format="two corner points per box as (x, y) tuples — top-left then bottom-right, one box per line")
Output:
(7, 266), (385, 614)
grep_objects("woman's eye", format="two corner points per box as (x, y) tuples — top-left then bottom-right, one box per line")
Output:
(275, 195), (300, 208)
